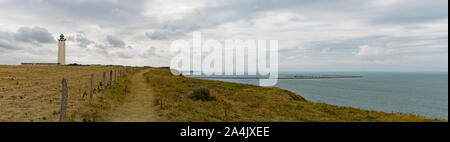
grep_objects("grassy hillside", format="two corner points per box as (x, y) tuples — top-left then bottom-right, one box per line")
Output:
(0, 66), (443, 122)
(143, 68), (441, 122)
(0, 65), (124, 122)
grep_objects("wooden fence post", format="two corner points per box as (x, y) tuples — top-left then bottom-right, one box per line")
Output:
(114, 70), (117, 82)
(90, 74), (94, 102)
(124, 85), (128, 96)
(60, 78), (68, 122)
(109, 70), (113, 87)
(102, 72), (106, 94)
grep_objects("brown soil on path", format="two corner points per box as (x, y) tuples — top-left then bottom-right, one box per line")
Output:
(107, 69), (159, 122)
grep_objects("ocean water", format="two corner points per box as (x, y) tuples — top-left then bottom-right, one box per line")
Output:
(199, 72), (448, 119)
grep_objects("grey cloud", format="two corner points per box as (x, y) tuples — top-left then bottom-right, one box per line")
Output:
(74, 33), (95, 48)
(0, 0), (145, 25)
(115, 52), (135, 59)
(371, 0), (448, 25)
(142, 46), (157, 56)
(0, 41), (19, 50)
(14, 26), (55, 43)
(155, 0), (368, 31)
(156, 0), (447, 33)
(145, 31), (185, 40)
(0, 27), (54, 51)
(145, 32), (169, 40)
(0, 32), (10, 39)
(279, 33), (449, 62)
(140, 46), (169, 59)
(0, 0), (447, 71)
(106, 35), (126, 48)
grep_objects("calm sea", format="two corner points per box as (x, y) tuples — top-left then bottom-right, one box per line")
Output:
(196, 72), (448, 119)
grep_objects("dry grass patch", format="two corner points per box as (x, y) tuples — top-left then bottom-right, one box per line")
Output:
(0, 65), (127, 122)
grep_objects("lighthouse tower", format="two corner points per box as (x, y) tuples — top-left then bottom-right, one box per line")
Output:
(58, 34), (66, 65)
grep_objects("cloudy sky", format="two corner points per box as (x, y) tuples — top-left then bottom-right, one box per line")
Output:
(0, 0), (448, 72)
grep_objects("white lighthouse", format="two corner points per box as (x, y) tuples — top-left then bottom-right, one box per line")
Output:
(57, 34), (66, 65)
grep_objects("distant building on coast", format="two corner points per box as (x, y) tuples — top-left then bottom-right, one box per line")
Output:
(20, 63), (59, 66)
(21, 34), (67, 66)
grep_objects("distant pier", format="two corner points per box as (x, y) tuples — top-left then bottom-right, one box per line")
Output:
(186, 75), (363, 80)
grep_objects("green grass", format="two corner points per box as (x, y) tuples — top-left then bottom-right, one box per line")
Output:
(69, 72), (135, 122)
(144, 68), (443, 122)
(2, 65), (443, 122)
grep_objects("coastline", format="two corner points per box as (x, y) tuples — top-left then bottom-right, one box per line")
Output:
(194, 73), (448, 120)
(0, 65), (445, 122)
(143, 68), (444, 122)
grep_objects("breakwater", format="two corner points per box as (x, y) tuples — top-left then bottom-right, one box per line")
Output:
(187, 75), (363, 80)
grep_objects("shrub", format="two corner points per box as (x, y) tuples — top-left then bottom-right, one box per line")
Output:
(191, 87), (216, 101)
(154, 99), (161, 106)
